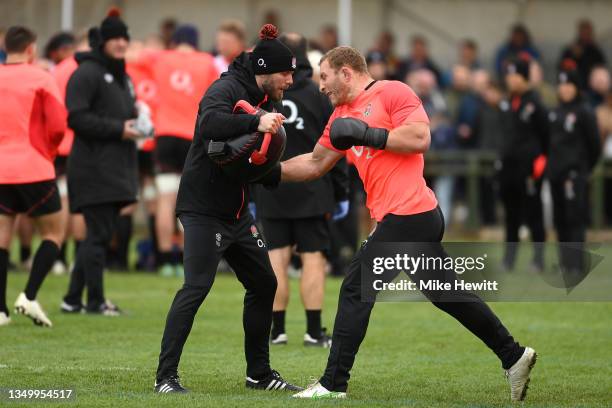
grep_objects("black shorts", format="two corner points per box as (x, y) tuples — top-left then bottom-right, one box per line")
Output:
(0, 180), (61, 216)
(138, 150), (155, 177)
(154, 136), (192, 174)
(260, 216), (330, 252)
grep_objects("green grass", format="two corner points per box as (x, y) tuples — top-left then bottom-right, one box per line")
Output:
(1, 271), (611, 407)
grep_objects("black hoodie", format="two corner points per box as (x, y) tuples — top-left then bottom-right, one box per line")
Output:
(176, 52), (281, 219)
(254, 50), (348, 218)
(65, 48), (138, 212)
(498, 89), (550, 176)
(546, 97), (601, 180)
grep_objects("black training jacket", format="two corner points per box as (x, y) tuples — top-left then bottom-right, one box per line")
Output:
(176, 52), (281, 219)
(254, 54), (348, 219)
(546, 98), (601, 180)
(498, 89), (550, 176)
(65, 49), (138, 212)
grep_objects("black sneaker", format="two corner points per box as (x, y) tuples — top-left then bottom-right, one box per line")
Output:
(60, 301), (84, 314)
(155, 376), (188, 394)
(303, 328), (332, 348)
(86, 300), (121, 316)
(245, 370), (303, 391)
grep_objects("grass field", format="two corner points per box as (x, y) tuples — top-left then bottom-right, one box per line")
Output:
(1, 270), (611, 407)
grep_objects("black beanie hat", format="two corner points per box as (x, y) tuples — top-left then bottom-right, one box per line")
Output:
(504, 53), (531, 81)
(100, 7), (129, 43)
(558, 59), (580, 87)
(251, 24), (296, 75)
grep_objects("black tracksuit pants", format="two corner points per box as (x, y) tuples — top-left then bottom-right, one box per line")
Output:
(64, 203), (121, 310)
(319, 207), (524, 392)
(550, 171), (588, 272)
(156, 212), (277, 382)
(499, 163), (546, 268)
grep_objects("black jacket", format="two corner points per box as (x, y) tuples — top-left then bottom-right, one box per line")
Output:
(498, 90), (550, 176)
(66, 49), (138, 212)
(546, 98), (601, 180)
(176, 52), (280, 219)
(254, 54), (348, 219)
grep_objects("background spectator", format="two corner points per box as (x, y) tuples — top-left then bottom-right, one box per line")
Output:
(369, 30), (399, 78)
(311, 24), (337, 53)
(397, 35), (443, 87)
(495, 24), (540, 80)
(587, 65), (611, 108)
(530, 60), (557, 108)
(365, 50), (388, 80)
(558, 19), (606, 90)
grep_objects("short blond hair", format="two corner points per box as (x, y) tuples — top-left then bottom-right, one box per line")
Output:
(320, 46), (367, 74)
(217, 19), (246, 42)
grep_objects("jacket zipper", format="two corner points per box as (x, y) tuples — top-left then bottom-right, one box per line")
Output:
(236, 186), (245, 219)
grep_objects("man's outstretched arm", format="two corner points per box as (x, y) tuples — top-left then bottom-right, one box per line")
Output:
(281, 143), (343, 182)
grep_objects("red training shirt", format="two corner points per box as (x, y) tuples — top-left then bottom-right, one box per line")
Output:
(0, 63), (67, 184)
(318, 80), (437, 221)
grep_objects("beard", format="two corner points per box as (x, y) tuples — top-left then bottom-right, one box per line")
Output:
(262, 79), (284, 102)
(328, 81), (349, 106)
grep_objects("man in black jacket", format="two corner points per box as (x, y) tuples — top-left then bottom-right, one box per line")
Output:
(61, 11), (141, 315)
(254, 33), (349, 348)
(548, 67), (601, 273)
(498, 55), (549, 271)
(154, 24), (302, 394)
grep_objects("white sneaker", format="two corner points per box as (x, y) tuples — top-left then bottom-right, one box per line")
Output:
(51, 260), (67, 275)
(14, 293), (53, 327)
(292, 382), (346, 399)
(0, 311), (10, 326)
(505, 347), (537, 401)
(271, 333), (288, 345)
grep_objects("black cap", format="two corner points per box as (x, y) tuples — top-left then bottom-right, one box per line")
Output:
(100, 7), (129, 43)
(558, 70), (580, 87)
(251, 24), (295, 75)
(504, 53), (531, 81)
(172, 25), (199, 49)
(366, 51), (385, 65)
(558, 58), (580, 87)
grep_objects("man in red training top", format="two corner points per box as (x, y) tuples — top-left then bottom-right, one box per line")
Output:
(283, 47), (537, 402)
(0, 26), (67, 328)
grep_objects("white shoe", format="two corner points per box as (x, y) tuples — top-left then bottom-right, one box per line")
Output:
(51, 260), (67, 275)
(14, 293), (53, 327)
(271, 333), (288, 345)
(505, 347), (537, 401)
(0, 311), (10, 326)
(292, 382), (346, 399)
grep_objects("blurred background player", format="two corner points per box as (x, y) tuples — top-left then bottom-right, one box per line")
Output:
(136, 24), (218, 277)
(254, 32), (348, 348)
(0, 26), (67, 327)
(498, 55), (549, 272)
(61, 9), (141, 315)
(213, 20), (246, 74)
(126, 38), (162, 271)
(51, 30), (90, 275)
(43, 31), (76, 66)
(547, 63), (601, 274)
